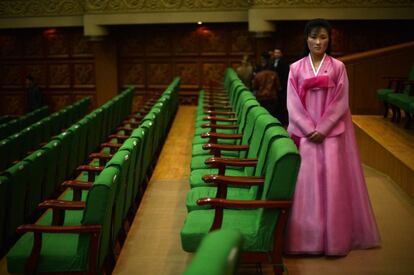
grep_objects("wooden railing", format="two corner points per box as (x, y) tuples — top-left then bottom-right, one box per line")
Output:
(339, 41), (414, 115)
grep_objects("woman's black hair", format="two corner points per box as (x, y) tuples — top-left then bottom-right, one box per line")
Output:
(303, 18), (332, 56)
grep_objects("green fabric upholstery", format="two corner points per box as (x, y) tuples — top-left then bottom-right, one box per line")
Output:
(181, 138), (300, 253)
(187, 125), (290, 211)
(183, 229), (243, 275)
(7, 166), (120, 274)
(105, 150), (131, 244)
(0, 175), (9, 253)
(3, 161), (30, 243)
(22, 150), (46, 217)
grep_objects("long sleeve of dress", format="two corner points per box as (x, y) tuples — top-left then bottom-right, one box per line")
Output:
(315, 62), (349, 136)
(287, 67), (315, 137)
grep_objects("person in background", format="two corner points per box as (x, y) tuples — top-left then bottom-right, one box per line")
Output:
(25, 74), (43, 112)
(236, 55), (254, 89)
(252, 66), (280, 116)
(271, 49), (290, 125)
(285, 18), (380, 256)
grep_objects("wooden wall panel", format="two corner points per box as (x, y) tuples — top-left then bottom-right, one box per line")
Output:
(0, 28), (96, 115)
(116, 23), (256, 105)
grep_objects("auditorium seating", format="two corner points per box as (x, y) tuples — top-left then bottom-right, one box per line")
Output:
(181, 137), (300, 275)
(377, 64), (414, 127)
(0, 106), (49, 140)
(0, 98), (90, 172)
(5, 78), (180, 274)
(181, 68), (300, 275)
(183, 229), (243, 275)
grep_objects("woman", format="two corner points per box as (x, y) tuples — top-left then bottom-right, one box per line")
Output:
(285, 19), (380, 255)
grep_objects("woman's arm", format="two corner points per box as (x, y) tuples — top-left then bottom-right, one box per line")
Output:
(287, 67), (315, 137)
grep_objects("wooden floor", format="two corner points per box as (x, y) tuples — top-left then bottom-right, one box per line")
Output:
(1, 108), (414, 274)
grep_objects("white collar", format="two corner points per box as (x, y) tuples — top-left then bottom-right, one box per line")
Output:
(309, 53), (326, 76)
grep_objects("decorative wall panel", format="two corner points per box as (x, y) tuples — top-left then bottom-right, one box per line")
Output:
(0, 94), (24, 115)
(1, 64), (22, 88)
(0, 35), (20, 58)
(148, 63), (173, 85)
(0, 28), (97, 115)
(117, 23), (256, 104)
(46, 33), (70, 57)
(120, 63), (146, 87)
(74, 63), (95, 87)
(175, 63), (199, 87)
(48, 64), (71, 88)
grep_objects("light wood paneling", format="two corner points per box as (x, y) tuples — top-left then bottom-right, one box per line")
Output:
(353, 115), (414, 199)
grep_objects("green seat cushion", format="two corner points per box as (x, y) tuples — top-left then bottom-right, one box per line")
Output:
(192, 135), (236, 146)
(192, 144), (240, 157)
(194, 127), (236, 136)
(8, 233), (86, 274)
(190, 168), (245, 188)
(183, 229), (243, 275)
(7, 209), (85, 273)
(377, 88), (393, 102)
(186, 186), (256, 212)
(181, 209), (261, 252)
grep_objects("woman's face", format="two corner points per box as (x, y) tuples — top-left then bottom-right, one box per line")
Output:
(307, 27), (329, 57)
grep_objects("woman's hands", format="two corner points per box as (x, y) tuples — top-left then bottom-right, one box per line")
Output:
(306, 131), (326, 143)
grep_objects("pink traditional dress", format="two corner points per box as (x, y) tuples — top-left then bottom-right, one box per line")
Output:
(285, 54), (380, 255)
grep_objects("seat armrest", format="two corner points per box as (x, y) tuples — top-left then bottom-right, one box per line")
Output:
(203, 116), (237, 122)
(62, 180), (93, 201)
(202, 174), (264, 186)
(76, 165), (104, 182)
(38, 200), (86, 225)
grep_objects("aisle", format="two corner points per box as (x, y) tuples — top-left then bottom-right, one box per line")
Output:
(112, 106), (195, 275)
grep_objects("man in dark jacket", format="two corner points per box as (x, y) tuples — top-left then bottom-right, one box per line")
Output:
(271, 49), (290, 125)
(25, 74), (43, 112)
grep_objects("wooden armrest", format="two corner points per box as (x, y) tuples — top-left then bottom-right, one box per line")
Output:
(203, 116), (237, 122)
(123, 120), (141, 126)
(127, 114), (143, 120)
(89, 152), (113, 166)
(203, 143), (249, 152)
(101, 142), (122, 147)
(100, 142), (122, 154)
(116, 126), (134, 134)
(76, 165), (104, 182)
(204, 111), (235, 116)
(204, 105), (232, 110)
(202, 174), (264, 186)
(62, 180), (93, 201)
(203, 100), (230, 105)
(109, 134), (129, 141)
(197, 198), (292, 209)
(201, 123), (239, 129)
(201, 132), (243, 140)
(16, 224), (101, 274)
(204, 157), (257, 167)
(38, 200), (85, 210)
(38, 200), (86, 225)
(198, 198), (292, 231)
(17, 224), (101, 234)
(203, 95), (228, 100)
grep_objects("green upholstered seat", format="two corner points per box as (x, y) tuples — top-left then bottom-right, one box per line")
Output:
(183, 138), (299, 245)
(183, 229), (243, 275)
(190, 107), (270, 170)
(187, 124), (289, 211)
(7, 166), (120, 274)
(181, 138), (300, 274)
